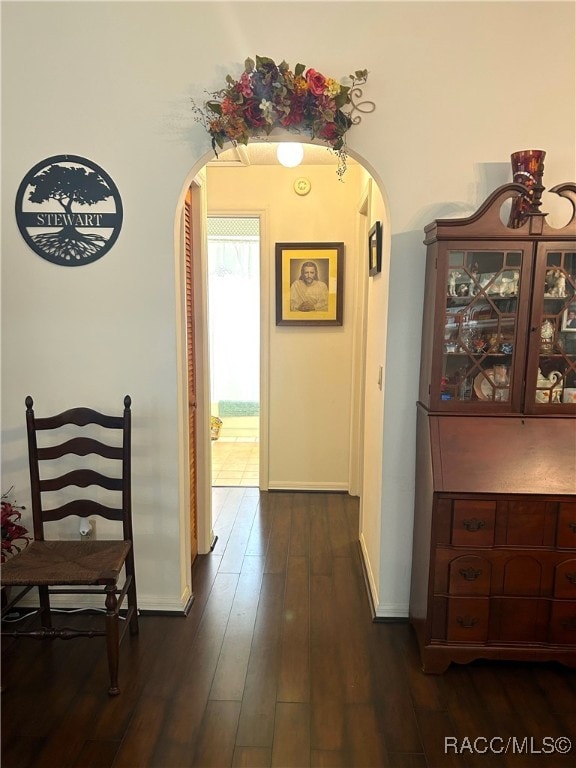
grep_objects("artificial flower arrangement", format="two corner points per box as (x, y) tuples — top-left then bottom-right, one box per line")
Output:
(1, 488), (30, 563)
(191, 56), (369, 178)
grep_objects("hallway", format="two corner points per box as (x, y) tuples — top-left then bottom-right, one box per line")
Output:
(2, 490), (575, 767)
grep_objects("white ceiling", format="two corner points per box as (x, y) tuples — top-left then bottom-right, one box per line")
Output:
(208, 141), (356, 168)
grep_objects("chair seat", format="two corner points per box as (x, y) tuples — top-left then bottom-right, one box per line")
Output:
(1, 540), (132, 586)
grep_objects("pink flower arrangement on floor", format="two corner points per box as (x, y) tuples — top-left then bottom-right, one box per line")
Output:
(192, 56), (369, 178)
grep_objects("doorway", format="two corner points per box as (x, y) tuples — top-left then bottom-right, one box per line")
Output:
(207, 216), (260, 487)
(179, 142), (387, 581)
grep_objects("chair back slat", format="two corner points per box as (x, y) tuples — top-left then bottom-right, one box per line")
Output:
(42, 500), (125, 522)
(25, 395), (132, 540)
(34, 408), (124, 430)
(39, 470), (123, 493)
(37, 438), (123, 461)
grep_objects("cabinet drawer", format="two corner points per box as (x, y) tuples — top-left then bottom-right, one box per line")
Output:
(557, 503), (576, 549)
(489, 598), (549, 643)
(435, 550), (559, 597)
(496, 500), (555, 547)
(446, 598), (489, 642)
(434, 552), (491, 595)
(451, 501), (495, 546)
(549, 601), (576, 645)
(448, 555), (491, 595)
(499, 554), (545, 596)
(553, 558), (576, 599)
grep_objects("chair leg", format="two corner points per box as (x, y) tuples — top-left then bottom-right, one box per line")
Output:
(127, 573), (139, 636)
(105, 587), (120, 696)
(38, 585), (52, 627)
(124, 552), (139, 635)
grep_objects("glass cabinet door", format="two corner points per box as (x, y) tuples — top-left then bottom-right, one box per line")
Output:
(528, 247), (576, 411)
(438, 247), (527, 407)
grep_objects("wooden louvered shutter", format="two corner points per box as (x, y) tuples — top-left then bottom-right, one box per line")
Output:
(185, 187), (198, 562)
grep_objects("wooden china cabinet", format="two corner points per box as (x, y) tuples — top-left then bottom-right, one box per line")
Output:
(409, 179), (576, 673)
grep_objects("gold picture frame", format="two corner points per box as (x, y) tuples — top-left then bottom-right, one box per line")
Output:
(275, 242), (344, 326)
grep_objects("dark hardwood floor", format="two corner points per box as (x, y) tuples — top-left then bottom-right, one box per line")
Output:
(2, 488), (575, 767)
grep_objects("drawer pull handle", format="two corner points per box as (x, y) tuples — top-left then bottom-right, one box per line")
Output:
(462, 518), (486, 532)
(459, 567), (483, 581)
(565, 572), (576, 585)
(569, 522), (576, 533)
(456, 616), (478, 628)
(560, 616), (576, 631)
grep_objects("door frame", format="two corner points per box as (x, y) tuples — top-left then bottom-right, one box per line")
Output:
(206, 209), (270, 492)
(349, 180), (371, 497)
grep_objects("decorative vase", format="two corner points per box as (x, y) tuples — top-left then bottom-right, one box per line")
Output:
(507, 149), (546, 228)
(540, 319), (555, 351)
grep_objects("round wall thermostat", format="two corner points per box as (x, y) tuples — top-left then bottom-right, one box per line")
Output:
(294, 177), (311, 196)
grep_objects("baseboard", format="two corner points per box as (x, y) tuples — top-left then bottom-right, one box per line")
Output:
(358, 535), (409, 621)
(267, 480), (349, 492)
(373, 594), (410, 621)
(358, 532), (379, 618)
(9, 588), (194, 616)
(373, 606), (410, 621)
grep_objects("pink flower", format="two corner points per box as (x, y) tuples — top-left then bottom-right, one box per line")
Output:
(318, 122), (339, 141)
(305, 68), (327, 96)
(238, 72), (253, 98)
(1, 499), (30, 563)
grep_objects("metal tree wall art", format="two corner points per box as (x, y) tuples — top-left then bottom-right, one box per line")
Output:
(16, 155), (123, 266)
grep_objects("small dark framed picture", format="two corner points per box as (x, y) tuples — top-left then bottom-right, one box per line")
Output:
(368, 221), (382, 276)
(562, 303), (576, 332)
(275, 242), (344, 326)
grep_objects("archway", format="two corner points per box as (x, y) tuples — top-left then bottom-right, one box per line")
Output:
(173, 138), (390, 615)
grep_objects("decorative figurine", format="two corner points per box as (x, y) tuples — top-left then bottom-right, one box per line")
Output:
(540, 319), (555, 351)
(499, 270), (520, 296)
(448, 271), (459, 296)
(488, 334), (501, 352)
(469, 262), (480, 296)
(493, 364), (509, 401)
(544, 269), (567, 297)
(544, 268), (556, 295)
(556, 273), (567, 297)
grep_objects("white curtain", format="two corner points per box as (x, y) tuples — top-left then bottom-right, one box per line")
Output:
(208, 235), (260, 406)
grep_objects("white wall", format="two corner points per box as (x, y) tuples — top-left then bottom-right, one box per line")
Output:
(2, 1), (574, 614)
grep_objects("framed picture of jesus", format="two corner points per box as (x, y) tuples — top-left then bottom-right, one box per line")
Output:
(275, 242), (344, 326)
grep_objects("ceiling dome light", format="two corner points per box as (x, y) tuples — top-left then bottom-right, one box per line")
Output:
(277, 143), (304, 168)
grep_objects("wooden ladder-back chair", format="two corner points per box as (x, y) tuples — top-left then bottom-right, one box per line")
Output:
(1, 395), (139, 695)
